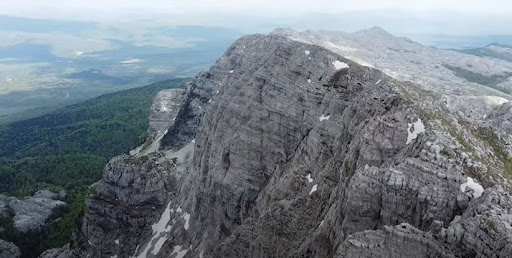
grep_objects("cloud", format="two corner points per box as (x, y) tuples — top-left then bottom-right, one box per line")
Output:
(1, 0), (510, 20)
(0, 0), (510, 35)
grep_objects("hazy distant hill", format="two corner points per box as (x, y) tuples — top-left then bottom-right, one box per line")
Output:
(460, 43), (512, 63)
(0, 15), (241, 124)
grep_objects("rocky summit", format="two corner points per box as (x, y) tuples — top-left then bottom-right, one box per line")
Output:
(43, 30), (512, 257)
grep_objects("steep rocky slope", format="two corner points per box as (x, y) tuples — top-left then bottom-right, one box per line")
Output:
(45, 32), (512, 257)
(272, 27), (512, 118)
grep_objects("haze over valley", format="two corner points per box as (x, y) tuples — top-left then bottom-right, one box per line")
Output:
(0, 15), (241, 123)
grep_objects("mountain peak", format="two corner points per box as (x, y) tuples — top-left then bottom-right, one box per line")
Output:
(354, 26), (393, 38)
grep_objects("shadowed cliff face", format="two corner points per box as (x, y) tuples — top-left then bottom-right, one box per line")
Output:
(52, 34), (512, 258)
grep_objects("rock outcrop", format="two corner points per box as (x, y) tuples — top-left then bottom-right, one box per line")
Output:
(50, 31), (512, 258)
(0, 192), (66, 233)
(39, 245), (71, 258)
(148, 89), (185, 140)
(0, 239), (20, 258)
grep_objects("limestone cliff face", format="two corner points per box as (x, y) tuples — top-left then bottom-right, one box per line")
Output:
(148, 89), (185, 140)
(48, 34), (512, 258)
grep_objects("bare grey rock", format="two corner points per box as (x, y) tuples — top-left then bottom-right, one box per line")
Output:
(0, 239), (20, 258)
(34, 189), (66, 199)
(338, 223), (453, 258)
(54, 31), (512, 258)
(0, 193), (66, 233)
(148, 89), (185, 140)
(39, 245), (71, 258)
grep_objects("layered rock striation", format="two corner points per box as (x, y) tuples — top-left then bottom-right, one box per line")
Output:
(47, 33), (512, 258)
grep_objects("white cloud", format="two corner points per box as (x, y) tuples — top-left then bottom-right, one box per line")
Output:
(0, 0), (509, 21)
(0, 0), (510, 35)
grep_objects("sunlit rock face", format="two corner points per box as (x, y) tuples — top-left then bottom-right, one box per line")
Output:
(43, 31), (512, 258)
(148, 89), (185, 140)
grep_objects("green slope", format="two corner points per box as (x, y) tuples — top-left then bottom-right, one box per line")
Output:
(0, 78), (188, 195)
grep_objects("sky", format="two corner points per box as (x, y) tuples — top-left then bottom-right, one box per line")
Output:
(0, 0), (511, 35)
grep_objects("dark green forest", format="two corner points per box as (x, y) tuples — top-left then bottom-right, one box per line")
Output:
(0, 78), (188, 257)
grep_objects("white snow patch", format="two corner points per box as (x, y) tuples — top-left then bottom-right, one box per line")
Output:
(170, 245), (189, 258)
(332, 60), (349, 70)
(208, 99), (212, 103)
(319, 115), (330, 121)
(115, 239), (119, 245)
(161, 106), (168, 112)
(460, 177), (484, 198)
(176, 206), (182, 213)
(305, 50), (310, 55)
(137, 201), (174, 257)
(376, 79), (381, 85)
(75, 51), (84, 56)
(229, 70), (234, 73)
(5, 77), (13, 83)
(120, 59), (143, 64)
(191, 139), (195, 143)
(307, 79), (311, 83)
(151, 201), (173, 234)
(406, 119), (425, 144)
(151, 237), (168, 255)
(306, 174), (313, 183)
(482, 96), (509, 106)
(309, 184), (318, 194)
(183, 212), (190, 230)
(216, 90), (220, 94)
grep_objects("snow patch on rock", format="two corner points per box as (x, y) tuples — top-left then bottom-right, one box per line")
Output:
(137, 201), (174, 257)
(183, 212), (190, 230)
(306, 174), (313, 183)
(309, 184), (318, 194)
(332, 60), (349, 70)
(406, 119), (425, 144)
(319, 115), (330, 121)
(460, 177), (484, 198)
(151, 237), (168, 255)
(170, 245), (189, 258)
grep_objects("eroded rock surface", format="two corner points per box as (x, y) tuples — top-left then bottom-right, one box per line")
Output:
(148, 89), (185, 140)
(0, 239), (20, 258)
(51, 32), (512, 258)
(0, 193), (66, 233)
